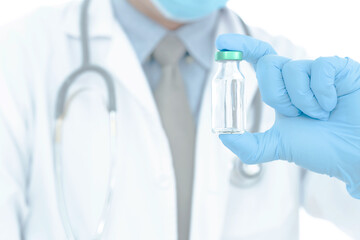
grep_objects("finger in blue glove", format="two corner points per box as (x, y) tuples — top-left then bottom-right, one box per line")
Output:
(216, 34), (360, 199)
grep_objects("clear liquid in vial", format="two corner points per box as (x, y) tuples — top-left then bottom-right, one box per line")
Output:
(212, 77), (245, 134)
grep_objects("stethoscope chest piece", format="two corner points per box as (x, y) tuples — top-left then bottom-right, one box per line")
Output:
(230, 157), (263, 188)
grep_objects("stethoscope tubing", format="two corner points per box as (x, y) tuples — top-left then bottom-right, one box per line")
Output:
(53, 0), (118, 239)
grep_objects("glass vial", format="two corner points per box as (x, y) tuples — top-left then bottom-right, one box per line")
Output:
(212, 51), (245, 134)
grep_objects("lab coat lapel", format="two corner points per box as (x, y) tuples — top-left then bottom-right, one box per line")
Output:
(191, 9), (259, 240)
(103, 4), (171, 182)
(63, 0), (160, 118)
(105, 25), (160, 118)
(62, 2), (175, 233)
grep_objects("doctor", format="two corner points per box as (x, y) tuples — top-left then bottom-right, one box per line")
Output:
(0, 0), (359, 240)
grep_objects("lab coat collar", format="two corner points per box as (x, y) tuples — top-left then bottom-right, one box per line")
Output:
(63, 0), (115, 39)
(176, 11), (219, 70)
(62, 0), (162, 123)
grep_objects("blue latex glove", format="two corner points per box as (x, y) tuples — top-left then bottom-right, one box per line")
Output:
(216, 34), (360, 199)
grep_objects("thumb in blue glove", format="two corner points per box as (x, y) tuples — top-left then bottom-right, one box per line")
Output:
(216, 34), (360, 199)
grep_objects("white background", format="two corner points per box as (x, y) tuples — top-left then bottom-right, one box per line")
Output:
(0, 0), (357, 239)
(229, 0), (360, 61)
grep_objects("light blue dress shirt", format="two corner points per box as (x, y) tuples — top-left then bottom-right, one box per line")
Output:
(111, 0), (219, 121)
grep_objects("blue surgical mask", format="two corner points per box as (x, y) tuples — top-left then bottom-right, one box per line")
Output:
(150, 0), (229, 22)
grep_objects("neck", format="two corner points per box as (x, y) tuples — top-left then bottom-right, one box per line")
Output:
(127, 0), (184, 30)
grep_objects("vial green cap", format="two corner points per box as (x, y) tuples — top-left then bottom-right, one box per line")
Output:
(215, 51), (243, 61)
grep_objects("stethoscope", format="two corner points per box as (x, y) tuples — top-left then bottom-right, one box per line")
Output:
(53, 0), (117, 239)
(52, 0), (263, 239)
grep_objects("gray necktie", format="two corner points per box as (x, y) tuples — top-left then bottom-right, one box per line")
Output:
(153, 34), (196, 240)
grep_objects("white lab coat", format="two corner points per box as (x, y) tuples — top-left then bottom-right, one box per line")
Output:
(0, 0), (359, 239)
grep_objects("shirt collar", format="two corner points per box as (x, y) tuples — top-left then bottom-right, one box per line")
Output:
(112, 0), (219, 69)
(176, 11), (219, 69)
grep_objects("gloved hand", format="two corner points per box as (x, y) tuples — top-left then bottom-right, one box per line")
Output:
(216, 34), (360, 199)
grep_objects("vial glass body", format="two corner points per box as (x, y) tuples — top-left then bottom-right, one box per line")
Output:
(212, 60), (245, 134)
